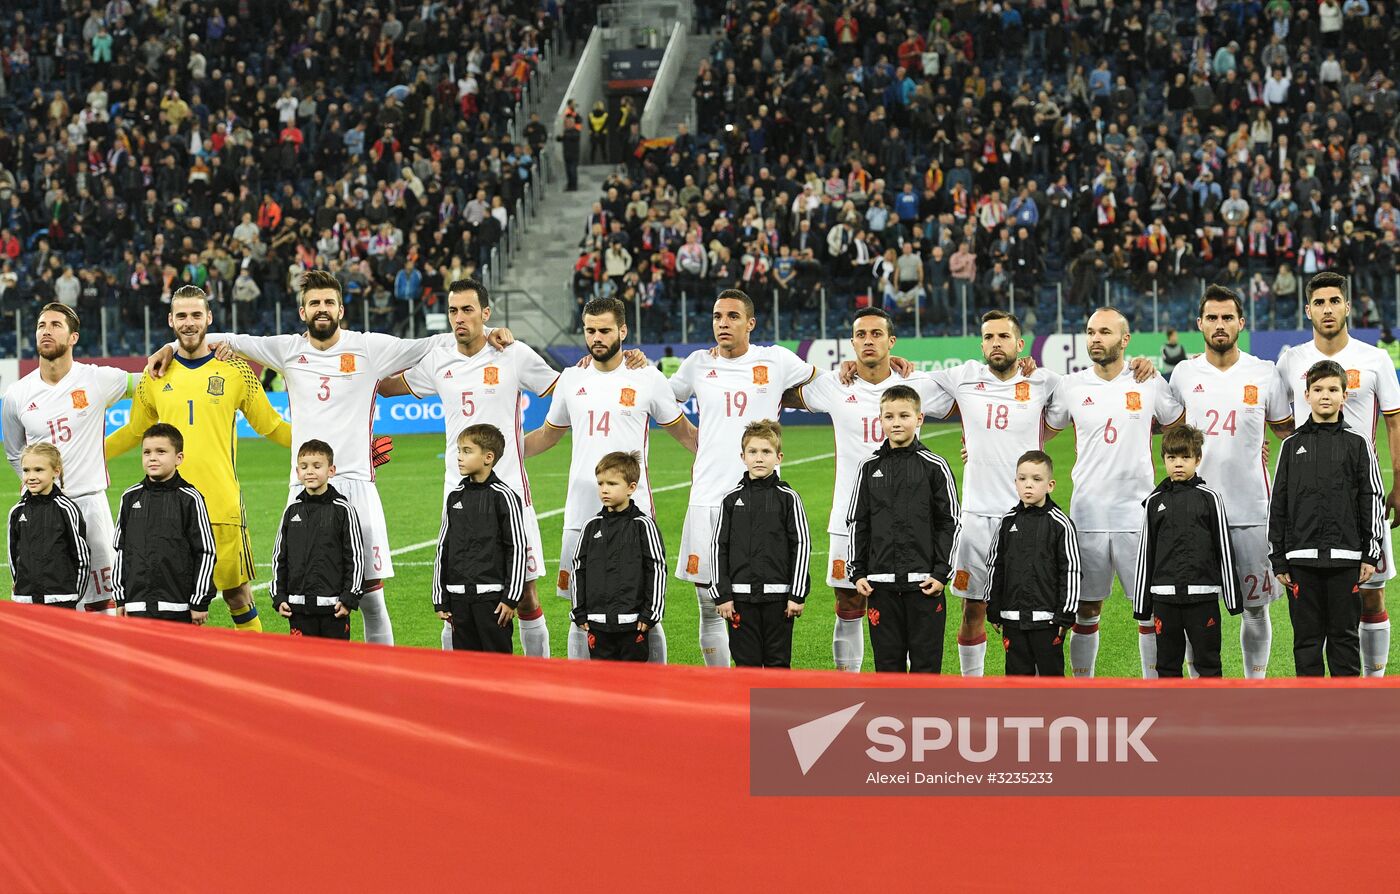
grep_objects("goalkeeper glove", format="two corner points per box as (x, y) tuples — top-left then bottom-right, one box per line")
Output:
(371, 435), (394, 468)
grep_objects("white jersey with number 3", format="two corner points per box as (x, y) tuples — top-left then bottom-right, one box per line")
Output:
(403, 340), (560, 501)
(798, 369), (950, 534)
(1047, 367), (1185, 531)
(546, 363), (685, 529)
(1169, 353), (1292, 526)
(1276, 338), (1400, 445)
(670, 344), (814, 507)
(3, 362), (130, 496)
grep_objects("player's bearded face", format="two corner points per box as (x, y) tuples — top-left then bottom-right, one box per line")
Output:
(306, 303), (341, 338)
(590, 331), (621, 362)
(35, 318), (72, 361)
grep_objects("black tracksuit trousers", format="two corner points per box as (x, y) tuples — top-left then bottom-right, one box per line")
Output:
(867, 588), (946, 673)
(1287, 565), (1362, 677)
(727, 600), (794, 668)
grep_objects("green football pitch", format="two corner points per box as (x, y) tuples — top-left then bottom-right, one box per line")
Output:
(4, 423), (1398, 677)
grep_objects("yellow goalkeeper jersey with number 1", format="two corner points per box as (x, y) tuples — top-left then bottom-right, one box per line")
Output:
(106, 355), (292, 525)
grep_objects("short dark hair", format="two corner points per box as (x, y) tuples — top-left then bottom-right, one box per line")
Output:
(1016, 449), (1053, 472)
(299, 268), (343, 305)
(852, 307), (894, 333)
(595, 450), (642, 484)
(1305, 359), (1348, 391)
(582, 296), (627, 326)
(448, 277), (490, 308)
(143, 422), (183, 452)
(171, 285), (210, 310)
(297, 439), (334, 464)
(1305, 271), (1349, 303)
(1199, 284), (1244, 318)
(1161, 425), (1205, 459)
(982, 309), (1022, 335)
(38, 302), (80, 336)
(880, 384), (922, 412)
(715, 288), (755, 318)
(459, 423), (505, 462)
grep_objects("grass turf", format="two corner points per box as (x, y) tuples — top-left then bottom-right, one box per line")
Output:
(3, 424), (1397, 676)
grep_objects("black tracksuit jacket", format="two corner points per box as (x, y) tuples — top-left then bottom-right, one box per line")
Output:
(433, 472), (527, 611)
(845, 437), (961, 590)
(113, 472), (217, 617)
(710, 472), (811, 605)
(570, 501), (667, 632)
(1268, 418), (1385, 572)
(1132, 475), (1242, 621)
(270, 484), (365, 613)
(7, 486), (90, 602)
(983, 496), (1081, 630)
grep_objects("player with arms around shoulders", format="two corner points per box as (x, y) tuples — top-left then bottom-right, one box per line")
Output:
(1274, 272), (1400, 676)
(107, 285), (292, 633)
(668, 289), (816, 667)
(3, 303), (133, 613)
(524, 296), (697, 661)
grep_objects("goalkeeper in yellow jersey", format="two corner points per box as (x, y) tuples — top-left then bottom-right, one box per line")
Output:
(106, 286), (292, 631)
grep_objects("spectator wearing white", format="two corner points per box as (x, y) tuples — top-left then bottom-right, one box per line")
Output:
(55, 267), (81, 308)
(1263, 68), (1291, 107)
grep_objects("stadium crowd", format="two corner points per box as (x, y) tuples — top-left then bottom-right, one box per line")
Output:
(573, 0), (1400, 340)
(0, 0), (573, 355)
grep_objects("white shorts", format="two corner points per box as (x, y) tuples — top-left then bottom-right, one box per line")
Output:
(443, 480), (544, 583)
(677, 505), (722, 584)
(1079, 531), (1141, 604)
(1362, 524), (1396, 591)
(73, 491), (116, 606)
(949, 514), (1001, 601)
(826, 533), (855, 590)
(556, 527), (581, 598)
(1231, 526), (1280, 607)
(291, 479), (394, 580)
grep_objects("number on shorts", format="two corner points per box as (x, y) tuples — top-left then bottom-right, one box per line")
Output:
(372, 545), (383, 572)
(90, 567), (113, 594)
(527, 548), (539, 575)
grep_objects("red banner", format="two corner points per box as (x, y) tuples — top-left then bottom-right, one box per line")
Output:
(1, 602), (1398, 891)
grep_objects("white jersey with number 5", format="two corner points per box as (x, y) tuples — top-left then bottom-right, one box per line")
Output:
(1169, 353), (1292, 526)
(3, 362), (129, 496)
(212, 330), (440, 484)
(1275, 338), (1400, 445)
(798, 369), (951, 534)
(546, 363), (685, 529)
(939, 361), (1061, 517)
(403, 340), (560, 501)
(670, 345), (814, 507)
(1046, 367), (1185, 532)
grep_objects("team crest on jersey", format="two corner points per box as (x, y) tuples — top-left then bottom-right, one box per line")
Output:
(70, 389), (88, 409)
(484, 366), (500, 386)
(1125, 391), (1142, 412)
(1014, 381), (1030, 402)
(753, 365), (769, 385)
(1243, 384), (1258, 405)
(207, 375), (225, 396)
(1348, 369), (1361, 389)
(619, 387), (636, 407)
(340, 354), (356, 373)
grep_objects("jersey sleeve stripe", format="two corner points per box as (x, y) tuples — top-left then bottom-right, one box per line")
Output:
(539, 375), (560, 397)
(657, 412), (685, 426)
(544, 420), (571, 430)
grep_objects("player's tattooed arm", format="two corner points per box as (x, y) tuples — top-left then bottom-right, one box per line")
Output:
(781, 386), (806, 410)
(376, 375), (412, 398)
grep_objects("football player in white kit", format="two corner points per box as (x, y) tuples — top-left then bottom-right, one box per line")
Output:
(1046, 307), (1185, 678)
(1274, 272), (1400, 676)
(788, 307), (952, 672)
(3, 303), (131, 612)
(669, 289), (816, 667)
(1168, 286), (1294, 678)
(378, 278), (560, 658)
(523, 296), (698, 662)
(146, 270), (502, 645)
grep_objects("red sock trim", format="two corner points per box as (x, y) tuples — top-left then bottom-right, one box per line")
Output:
(1072, 623), (1099, 635)
(1362, 611), (1390, 624)
(83, 599), (115, 613)
(1138, 625), (1156, 636)
(957, 633), (987, 647)
(835, 608), (865, 621)
(518, 607), (544, 621)
(363, 581), (384, 593)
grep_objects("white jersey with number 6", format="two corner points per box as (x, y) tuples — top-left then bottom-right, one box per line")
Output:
(1046, 368), (1184, 532)
(670, 345), (814, 507)
(545, 363), (685, 530)
(1169, 353), (1292, 527)
(1275, 338), (1400, 445)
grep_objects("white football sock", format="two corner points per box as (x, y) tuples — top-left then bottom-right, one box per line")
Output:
(1069, 613), (1099, 678)
(440, 620), (453, 651)
(957, 633), (987, 677)
(518, 612), (550, 657)
(1240, 606), (1271, 679)
(647, 623), (667, 664)
(833, 609), (865, 672)
(1138, 625), (1158, 679)
(1361, 610), (1390, 677)
(567, 623), (591, 660)
(698, 591), (731, 667)
(359, 588), (394, 645)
